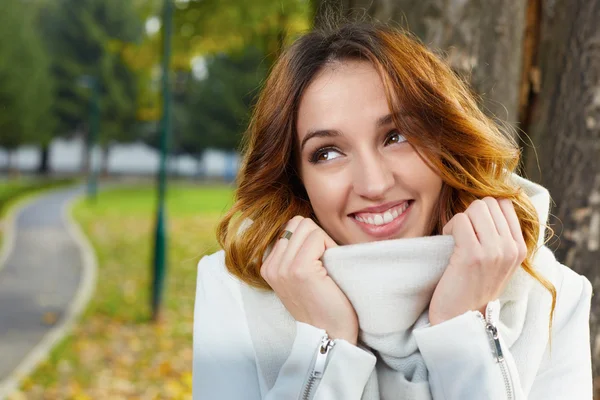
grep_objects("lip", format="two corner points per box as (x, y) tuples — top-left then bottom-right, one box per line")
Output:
(351, 200), (413, 239)
(350, 200), (411, 215)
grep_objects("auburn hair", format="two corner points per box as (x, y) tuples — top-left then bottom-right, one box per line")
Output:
(216, 21), (556, 322)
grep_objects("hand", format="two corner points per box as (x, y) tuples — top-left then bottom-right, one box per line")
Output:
(429, 197), (527, 326)
(260, 216), (359, 345)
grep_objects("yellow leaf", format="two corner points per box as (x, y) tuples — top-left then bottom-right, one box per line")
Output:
(158, 360), (173, 376)
(182, 371), (192, 389)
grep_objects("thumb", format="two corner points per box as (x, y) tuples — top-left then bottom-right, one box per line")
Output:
(321, 230), (338, 249)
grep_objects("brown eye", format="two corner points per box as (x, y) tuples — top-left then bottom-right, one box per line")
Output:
(385, 130), (406, 146)
(310, 147), (342, 164)
(317, 152), (330, 161)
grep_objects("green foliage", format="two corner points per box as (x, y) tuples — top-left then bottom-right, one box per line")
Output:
(174, 47), (269, 155)
(124, 0), (311, 123)
(163, 1), (311, 154)
(0, 0), (55, 149)
(0, 0), (312, 156)
(171, 0), (311, 63)
(42, 0), (144, 144)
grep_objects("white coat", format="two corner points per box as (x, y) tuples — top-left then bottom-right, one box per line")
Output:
(193, 174), (592, 399)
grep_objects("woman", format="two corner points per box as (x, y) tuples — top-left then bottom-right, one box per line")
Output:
(193, 21), (592, 399)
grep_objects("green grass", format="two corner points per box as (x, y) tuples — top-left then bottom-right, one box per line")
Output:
(92, 184), (234, 217)
(16, 183), (234, 400)
(0, 179), (33, 197)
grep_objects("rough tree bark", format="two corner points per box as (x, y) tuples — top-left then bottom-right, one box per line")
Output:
(313, 0), (527, 129)
(524, 0), (600, 388)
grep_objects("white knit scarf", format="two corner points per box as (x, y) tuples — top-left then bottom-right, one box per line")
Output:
(240, 174), (556, 399)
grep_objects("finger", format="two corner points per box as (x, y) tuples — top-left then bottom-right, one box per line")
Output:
(289, 229), (332, 281)
(481, 197), (511, 237)
(497, 199), (527, 262)
(497, 199), (524, 242)
(261, 216), (304, 281)
(278, 218), (331, 276)
(464, 199), (500, 246)
(442, 213), (479, 248)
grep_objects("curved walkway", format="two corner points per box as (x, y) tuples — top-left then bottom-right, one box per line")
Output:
(0, 186), (97, 399)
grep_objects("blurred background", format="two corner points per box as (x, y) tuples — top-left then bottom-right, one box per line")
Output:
(0, 0), (597, 399)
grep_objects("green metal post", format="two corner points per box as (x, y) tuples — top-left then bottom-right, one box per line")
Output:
(87, 78), (100, 201)
(151, 0), (174, 322)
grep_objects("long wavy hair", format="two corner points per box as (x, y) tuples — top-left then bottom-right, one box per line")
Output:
(216, 21), (556, 320)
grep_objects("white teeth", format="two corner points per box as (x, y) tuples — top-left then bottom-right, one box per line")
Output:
(383, 211), (393, 224)
(353, 201), (411, 226)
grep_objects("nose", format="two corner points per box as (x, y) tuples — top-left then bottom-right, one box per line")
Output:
(352, 152), (395, 199)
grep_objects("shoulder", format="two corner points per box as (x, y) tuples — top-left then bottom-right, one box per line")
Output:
(195, 249), (245, 308)
(197, 249), (227, 280)
(197, 249), (238, 285)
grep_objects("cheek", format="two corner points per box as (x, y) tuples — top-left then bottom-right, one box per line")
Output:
(302, 171), (348, 217)
(403, 153), (442, 193)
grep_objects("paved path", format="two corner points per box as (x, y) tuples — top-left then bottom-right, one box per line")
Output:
(0, 187), (86, 390)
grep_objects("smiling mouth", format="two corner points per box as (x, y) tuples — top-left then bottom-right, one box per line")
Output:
(351, 200), (413, 226)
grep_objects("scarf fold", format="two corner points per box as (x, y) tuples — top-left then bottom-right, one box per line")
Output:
(240, 174), (554, 399)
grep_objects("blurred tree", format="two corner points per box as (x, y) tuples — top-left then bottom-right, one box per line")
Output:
(171, 0), (310, 65)
(41, 0), (144, 174)
(174, 47), (268, 160)
(314, 0), (600, 386)
(121, 0), (311, 124)
(139, 45), (267, 169)
(0, 0), (55, 173)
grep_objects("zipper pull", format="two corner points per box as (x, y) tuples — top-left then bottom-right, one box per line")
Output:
(483, 299), (504, 362)
(485, 322), (504, 363)
(312, 335), (334, 378)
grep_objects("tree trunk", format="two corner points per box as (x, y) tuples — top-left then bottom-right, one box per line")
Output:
(37, 143), (50, 176)
(313, 0), (527, 130)
(523, 0), (600, 389)
(100, 145), (110, 178)
(80, 129), (90, 176)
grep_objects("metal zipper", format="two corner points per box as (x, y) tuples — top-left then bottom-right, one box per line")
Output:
(301, 334), (335, 400)
(476, 301), (514, 400)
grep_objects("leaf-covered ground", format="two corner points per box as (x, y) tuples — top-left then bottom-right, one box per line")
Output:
(13, 183), (233, 400)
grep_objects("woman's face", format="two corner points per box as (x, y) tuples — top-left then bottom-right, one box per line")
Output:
(296, 60), (443, 245)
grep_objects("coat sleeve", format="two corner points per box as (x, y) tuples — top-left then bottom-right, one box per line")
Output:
(414, 309), (527, 399)
(527, 271), (592, 399)
(414, 270), (593, 400)
(193, 253), (376, 400)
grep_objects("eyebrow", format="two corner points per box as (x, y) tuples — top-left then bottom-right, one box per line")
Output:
(300, 113), (399, 152)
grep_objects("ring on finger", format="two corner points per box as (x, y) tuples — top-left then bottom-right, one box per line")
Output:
(280, 230), (293, 240)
